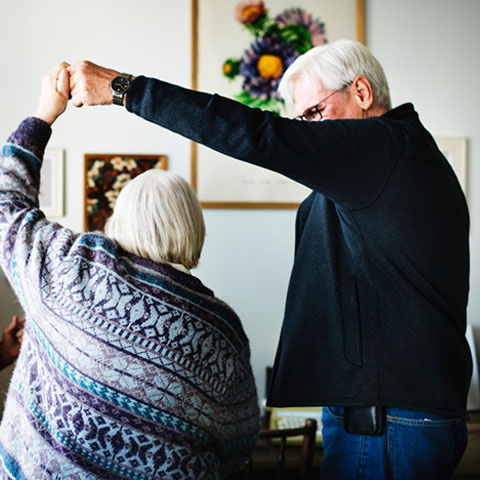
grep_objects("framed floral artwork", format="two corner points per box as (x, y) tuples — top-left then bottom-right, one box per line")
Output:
(191, 0), (365, 208)
(84, 154), (167, 231)
(40, 148), (64, 217)
(434, 136), (468, 197)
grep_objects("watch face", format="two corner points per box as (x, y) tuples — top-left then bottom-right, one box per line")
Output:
(111, 76), (129, 93)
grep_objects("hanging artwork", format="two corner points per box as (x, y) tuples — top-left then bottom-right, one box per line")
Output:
(434, 136), (468, 197)
(191, 0), (365, 208)
(40, 148), (64, 217)
(84, 154), (167, 231)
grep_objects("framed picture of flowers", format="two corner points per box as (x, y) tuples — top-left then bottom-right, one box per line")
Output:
(191, 0), (365, 208)
(84, 154), (167, 231)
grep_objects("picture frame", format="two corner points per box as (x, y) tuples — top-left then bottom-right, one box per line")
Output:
(40, 148), (64, 217)
(191, 0), (365, 208)
(84, 154), (167, 232)
(434, 136), (468, 195)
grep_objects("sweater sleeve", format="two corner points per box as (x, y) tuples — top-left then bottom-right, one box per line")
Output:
(0, 117), (77, 306)
(126, 76), (404, 208)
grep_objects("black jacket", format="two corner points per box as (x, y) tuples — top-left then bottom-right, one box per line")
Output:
(127, 76), (472, 418)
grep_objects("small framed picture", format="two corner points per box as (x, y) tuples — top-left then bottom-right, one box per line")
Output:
(84, 154), (167, 231)
(40, 148), (64, 217)
(435, 136), (468, 195)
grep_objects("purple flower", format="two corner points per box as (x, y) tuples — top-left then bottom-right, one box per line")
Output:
(239, 36), (297, 100)
(274, 8), (327, 47)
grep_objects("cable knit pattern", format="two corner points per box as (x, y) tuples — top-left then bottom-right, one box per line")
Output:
(0, 118), (259, 479)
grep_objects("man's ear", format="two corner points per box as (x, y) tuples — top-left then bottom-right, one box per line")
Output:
(352, 75), (374, 111)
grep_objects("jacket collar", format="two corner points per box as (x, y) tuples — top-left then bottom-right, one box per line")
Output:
(382, 103), (419, 123)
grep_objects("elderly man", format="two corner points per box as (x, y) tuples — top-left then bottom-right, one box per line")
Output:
(68, 39), (471, 478)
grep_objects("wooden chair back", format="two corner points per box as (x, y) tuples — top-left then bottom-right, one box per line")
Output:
(245, 418), (318, 480)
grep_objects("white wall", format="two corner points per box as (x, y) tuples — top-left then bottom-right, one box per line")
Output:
(0, 0), (479, 405)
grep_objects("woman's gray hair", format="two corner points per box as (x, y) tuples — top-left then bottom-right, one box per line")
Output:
(104, 169), (206, 270)
(279, 39), (392, 111)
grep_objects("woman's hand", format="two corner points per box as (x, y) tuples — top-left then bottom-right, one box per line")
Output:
(33, 62), (70, 125)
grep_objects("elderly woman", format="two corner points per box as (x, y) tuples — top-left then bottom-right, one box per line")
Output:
(0, 64), (259, 479)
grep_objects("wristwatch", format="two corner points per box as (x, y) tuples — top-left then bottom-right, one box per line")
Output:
(110, 73), (132, 106)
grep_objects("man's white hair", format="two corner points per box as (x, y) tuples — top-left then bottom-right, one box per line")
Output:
(279, 39), (391, 110)
(104, 169), (205, 270)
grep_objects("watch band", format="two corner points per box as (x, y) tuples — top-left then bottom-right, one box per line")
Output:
(111, 73), (132, 106)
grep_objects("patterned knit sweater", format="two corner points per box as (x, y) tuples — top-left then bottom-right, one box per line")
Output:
(0, 117), (259, 479)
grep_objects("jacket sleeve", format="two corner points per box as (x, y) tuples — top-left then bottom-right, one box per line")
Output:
(0, 117), (77, 307)
(126, 76), (404, 208)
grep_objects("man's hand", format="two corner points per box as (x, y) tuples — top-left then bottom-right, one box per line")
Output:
(33, 62), (71, 125)
(68, 61), (121, 107)
(0, 315), (26, 370)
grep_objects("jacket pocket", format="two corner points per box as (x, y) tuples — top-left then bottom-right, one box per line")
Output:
(341, 277), (363, 366)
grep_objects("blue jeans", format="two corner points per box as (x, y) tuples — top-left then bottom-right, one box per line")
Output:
(321, 406), (468, 480)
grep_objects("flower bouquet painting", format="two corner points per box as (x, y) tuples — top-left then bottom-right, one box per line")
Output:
(193, 0), (363, 206)
(84, 154), (167, 231)
(222, 2), (327, 114)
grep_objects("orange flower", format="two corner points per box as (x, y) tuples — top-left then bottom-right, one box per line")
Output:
(257, 54), (283, 78)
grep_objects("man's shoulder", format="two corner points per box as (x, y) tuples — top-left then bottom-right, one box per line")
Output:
(381, 103), (420, 125)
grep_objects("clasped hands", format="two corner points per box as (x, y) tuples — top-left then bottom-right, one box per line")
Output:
(34, 61), (122, 126)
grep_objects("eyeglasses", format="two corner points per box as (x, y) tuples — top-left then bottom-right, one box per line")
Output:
(295, 87), (347, 122)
